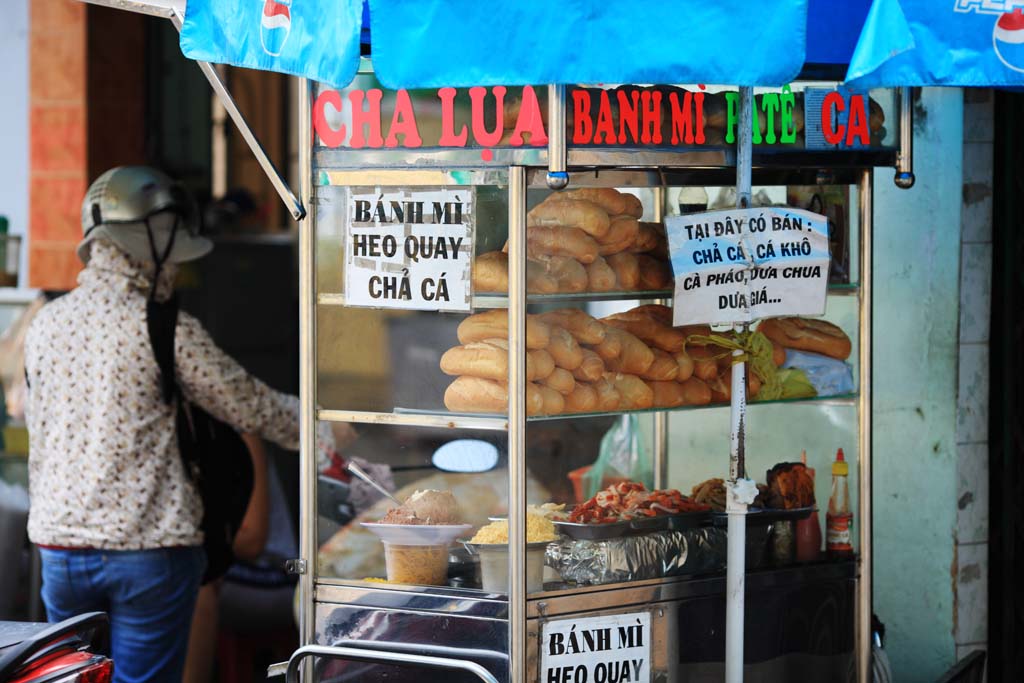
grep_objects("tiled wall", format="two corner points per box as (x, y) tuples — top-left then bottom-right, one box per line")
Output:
(28, 0), (87, 290)
(954, 88), (992, 667)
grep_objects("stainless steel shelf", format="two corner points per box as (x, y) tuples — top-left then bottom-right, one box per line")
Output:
(318, 283), (859, 310)
(320, 394), (859, 429)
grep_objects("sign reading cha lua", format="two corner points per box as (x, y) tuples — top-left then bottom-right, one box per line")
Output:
(542, 611), (652, 683)
(665, 207), (831, 326)
(344, 188), (473, 312)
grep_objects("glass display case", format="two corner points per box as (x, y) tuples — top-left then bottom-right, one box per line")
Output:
(299, 66), (885, 683)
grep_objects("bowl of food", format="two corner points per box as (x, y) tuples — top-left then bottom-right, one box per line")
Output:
(462, 506), (563, 593)
(361, 490), (471, 586)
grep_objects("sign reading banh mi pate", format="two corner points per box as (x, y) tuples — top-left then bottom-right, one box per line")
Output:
(665, 208), (830, 326)
(344, 188), (473, 311)
(541, 611), (651, 683)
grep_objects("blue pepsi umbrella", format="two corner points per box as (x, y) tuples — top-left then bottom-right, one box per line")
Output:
(180, 0), (811, 89)
(844, 0), (1024, 88)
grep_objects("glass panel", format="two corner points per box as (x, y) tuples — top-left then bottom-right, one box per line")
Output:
(313, 172), (864, 592)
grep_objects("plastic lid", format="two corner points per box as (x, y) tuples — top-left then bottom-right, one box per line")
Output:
(832, 448), (848, 476)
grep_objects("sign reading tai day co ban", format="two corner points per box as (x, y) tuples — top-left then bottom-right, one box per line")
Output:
(665, 207), (830, 326)
(541, 611), (651, 683)
(344, 188), (473, 312)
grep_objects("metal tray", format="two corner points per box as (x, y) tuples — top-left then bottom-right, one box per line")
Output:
(554, 512), (710, 540)
(711, 506), (817, 527)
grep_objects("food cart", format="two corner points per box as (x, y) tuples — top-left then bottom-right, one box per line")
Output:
(290, 67), (908, 683)
(74, 2), (921, 682)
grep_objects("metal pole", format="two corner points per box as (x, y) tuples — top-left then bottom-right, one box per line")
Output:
(856, 169), (874, 683)
(725, 85), (753, 683)
(546, 85), (568, 190)
(507, 166), (528, 683)
(652, 186), (669, 489)
(296, 77), (317, 677)
(895, 88), (915, 189)
(169, 9), (305, 220)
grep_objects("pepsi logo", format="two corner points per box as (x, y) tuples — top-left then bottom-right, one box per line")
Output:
(994, 8), (1024, 72)
(260, 0), (293, 57)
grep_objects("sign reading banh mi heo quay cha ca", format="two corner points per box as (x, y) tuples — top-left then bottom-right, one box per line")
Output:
(312, 84), (884, 152)
(343, 188), (474, 312)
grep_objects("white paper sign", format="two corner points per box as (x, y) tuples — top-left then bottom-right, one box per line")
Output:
(541, 611), (651, 683)
(665, 207), (830, 326)
(344, 187), (473, 311)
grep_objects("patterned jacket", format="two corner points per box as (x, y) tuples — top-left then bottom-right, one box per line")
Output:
(25, 240), (313, 550)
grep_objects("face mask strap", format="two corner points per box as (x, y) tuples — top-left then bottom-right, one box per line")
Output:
(145, 213), (181, 302)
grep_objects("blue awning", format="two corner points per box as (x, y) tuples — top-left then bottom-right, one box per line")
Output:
(181, 0), (810, 89)
(367, 0), (809, 88)
(844, 0), (1024, 88)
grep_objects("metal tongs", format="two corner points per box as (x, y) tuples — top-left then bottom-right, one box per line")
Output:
(346, 461), (402, 506)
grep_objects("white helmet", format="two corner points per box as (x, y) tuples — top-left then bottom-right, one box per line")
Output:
(78, 166), (212, 265)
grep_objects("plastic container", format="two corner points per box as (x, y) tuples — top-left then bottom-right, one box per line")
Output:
(361, 522), (472, 586)
(464, 542), (549, 593)
(826, 448), (854, 558)
(383, 543), (449, 585)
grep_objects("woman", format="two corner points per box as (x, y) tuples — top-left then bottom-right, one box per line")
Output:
(24, 167), (349, 683)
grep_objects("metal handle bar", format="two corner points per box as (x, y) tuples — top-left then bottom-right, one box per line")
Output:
(282, 644), (501, 683)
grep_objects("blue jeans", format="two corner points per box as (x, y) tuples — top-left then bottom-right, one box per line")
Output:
(39, 546), (205, 683)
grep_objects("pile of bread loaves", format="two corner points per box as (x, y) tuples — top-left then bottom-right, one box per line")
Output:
(441, 306), (853, 416)
(473, 188), (673, 295)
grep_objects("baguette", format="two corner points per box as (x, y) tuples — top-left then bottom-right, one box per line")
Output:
(680, 376), (712, 405)
(636, 254), (673, 291)
(605, 373), (654, 410)
(560, 188), (631, 216)
(440, 339), (557, 382)
(443, 376), (544, 415)
(592, 378), (622, 411)
(531, 348), (556, 380)
(471, 251), (559, 294)
(687, 344), (720, 380)
(641, 348), (680, 381)
(606, 252), (640, 290)
(439, 340), (527, 382)
(544, 256), (589, 293)
(621, 192), (644, 219)
(758, 317), (851, 360)
(603, 313), (687, 353)
(527, 198), (610, 239)
(771, 339), (786, 366)
(537, 309), (606, 345)
(630, 222), (662, 253)
(472, 251), (509, 293)
(516, 226), (600, 264)
(538, 385), (566, 415)
(591, 323), (623, 362)
(564, 382), (598, 413)
(650, 380), (686, 408)
(597, 216), (640, 255)
(708, 368), (762, 403)
(674, 349), (695, 382)
(572, 349), (606, 382)
(540, 367), (576, 395)
(603, 327), (655, 375)
(457, 309), (551, 350)
(547, 326), (585, 370)
(586, 256), (618, 292)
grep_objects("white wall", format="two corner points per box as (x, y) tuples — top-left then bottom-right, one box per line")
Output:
(0, 0), (30, 289)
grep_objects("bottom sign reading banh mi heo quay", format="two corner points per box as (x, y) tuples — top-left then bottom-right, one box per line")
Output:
(665, 206), (830, 326)
(344, 187), (473, 312)
(541, 611), (651, 683)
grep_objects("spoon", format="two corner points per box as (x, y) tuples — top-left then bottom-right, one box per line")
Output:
(347, 461), (403, 507)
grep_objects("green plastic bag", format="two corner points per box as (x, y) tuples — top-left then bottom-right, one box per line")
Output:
(585, 415), (653, 498)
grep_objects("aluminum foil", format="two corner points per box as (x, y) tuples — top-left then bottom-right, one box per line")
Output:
(547, 526), (772, 586)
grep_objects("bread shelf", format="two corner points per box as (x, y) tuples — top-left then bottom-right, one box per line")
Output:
(317, 283), (858, 310)
(316, 394), (858, 429)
